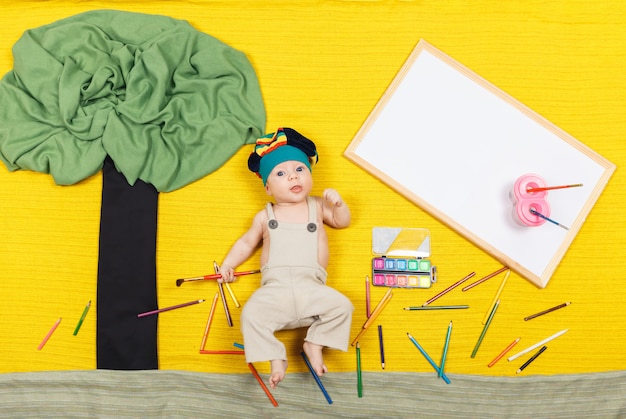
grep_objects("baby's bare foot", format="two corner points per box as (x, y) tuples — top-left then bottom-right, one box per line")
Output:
(303, 341), (328, 376)
(269, 359), (287, 389)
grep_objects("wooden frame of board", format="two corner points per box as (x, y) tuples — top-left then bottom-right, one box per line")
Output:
(344, 39), (615, 288)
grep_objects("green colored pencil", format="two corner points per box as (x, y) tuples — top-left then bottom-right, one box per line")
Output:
(73, 301), (91, 336)
(471, 299), (499, 358)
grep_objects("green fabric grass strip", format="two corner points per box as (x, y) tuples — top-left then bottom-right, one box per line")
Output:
(0, 10), (266, 191)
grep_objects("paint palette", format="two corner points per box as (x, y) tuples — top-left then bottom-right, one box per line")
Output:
(371, 227), (437, 289)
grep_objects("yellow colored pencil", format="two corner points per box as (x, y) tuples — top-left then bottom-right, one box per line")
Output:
(223, 282), (240, 308)
(482, 270), (510, 324)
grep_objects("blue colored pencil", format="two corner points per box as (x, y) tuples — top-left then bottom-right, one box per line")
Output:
(439, 321), (452, 377)
(406, 333), (451, 384)
(301, 351), (333, 404)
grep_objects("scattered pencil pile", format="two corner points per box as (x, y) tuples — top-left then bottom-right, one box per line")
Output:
(352, 266), (571, 396)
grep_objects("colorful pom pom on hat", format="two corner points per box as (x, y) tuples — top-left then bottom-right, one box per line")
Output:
(248, 127), (318, 185)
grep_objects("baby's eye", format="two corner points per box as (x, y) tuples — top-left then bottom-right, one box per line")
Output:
(276, 170), (285, 177)
(296, 166), (304, 172)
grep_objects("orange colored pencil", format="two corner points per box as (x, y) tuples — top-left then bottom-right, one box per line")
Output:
(488, 337), (521, 367)
(199, 292), (219, 351)
(38, 317), (62, 350)
(352, 289), (393, 345)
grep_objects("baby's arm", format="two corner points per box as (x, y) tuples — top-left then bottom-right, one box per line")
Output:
(219, 210), (265, 282)
(321, 188), (351, 228)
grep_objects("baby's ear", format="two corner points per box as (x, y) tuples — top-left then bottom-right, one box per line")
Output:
(264, 183), (273, 196)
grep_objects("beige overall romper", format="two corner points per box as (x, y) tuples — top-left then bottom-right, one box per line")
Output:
(240, 197), (354, 363)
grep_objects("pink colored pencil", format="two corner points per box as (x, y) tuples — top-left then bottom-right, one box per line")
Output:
(365, 276), (371, 318)
(248, 363), (279, 407)
(488, 337), (521, 367)
(38, 317), (62, 350)
(137, 299), (204, 318)
(422, 272), (475, 306)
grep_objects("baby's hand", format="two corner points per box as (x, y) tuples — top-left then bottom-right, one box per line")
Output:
(219, 264), (236, 283)
(323, 188), (344, 207)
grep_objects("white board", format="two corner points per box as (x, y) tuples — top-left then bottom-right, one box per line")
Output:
(345, 40), (615, 288)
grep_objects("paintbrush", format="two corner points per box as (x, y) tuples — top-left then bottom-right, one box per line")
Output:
(175, 269), (260, 287)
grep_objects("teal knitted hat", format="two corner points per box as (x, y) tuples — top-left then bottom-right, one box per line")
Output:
(248, 128), (318, 185)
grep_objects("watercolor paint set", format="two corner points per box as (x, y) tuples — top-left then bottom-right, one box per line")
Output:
(371, 227), (437, 289)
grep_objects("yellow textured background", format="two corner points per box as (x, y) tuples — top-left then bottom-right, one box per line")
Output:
(1, 0), (624, 377)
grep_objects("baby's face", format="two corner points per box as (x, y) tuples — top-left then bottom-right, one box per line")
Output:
(265, 160), (312, 203)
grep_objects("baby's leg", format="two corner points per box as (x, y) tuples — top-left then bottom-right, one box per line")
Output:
(303, 341), (328, 376)
(269, 359), (288, 389)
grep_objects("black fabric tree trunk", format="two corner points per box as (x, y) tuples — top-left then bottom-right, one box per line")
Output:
(96, 156), (159, 370)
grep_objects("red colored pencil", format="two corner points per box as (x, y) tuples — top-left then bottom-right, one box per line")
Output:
(462, 266), (508, 292)
(248, 363), (279, 407)
(199, 350), (245, 355)
(422, 272), (475, 306)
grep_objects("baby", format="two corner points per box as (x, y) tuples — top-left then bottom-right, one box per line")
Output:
(219, 127), (354, 389)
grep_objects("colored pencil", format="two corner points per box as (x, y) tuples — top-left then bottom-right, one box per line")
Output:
(439, 321), (452, 377)
(488, 337), (521, 367)
(364, 288), (393, 329)
(199, 350), (245, 355)
(507, 329), (568, 362)
(175, 269), (261, 286)
(365, 276), (371, 318)
(516, 345), (547, 374)
(38, 317), (62, 350)
(524, 302), (571, 321)
(462, 266), (508, 292)
(482, 270), (510, 324)
(223, 282), (240, 308)
(214, 262), (233, 327)
(200, 292), (219, 351)
(378, 325), (385, 369)
(471, 299), (500, 358)
(406, 333), (451, 384)
(529, 208), (569, 230)
(422, 272), (475, 306)
(248, 363), (279, 407)
(301, 351), (333, 404)
(404, 305), (469, 310)
(137, 299), (204, 318)
(73, 300), (91, 336)
(356, 342), (363, 397)
(351, 289), (393, 345)
(526, 184), (582, 193)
